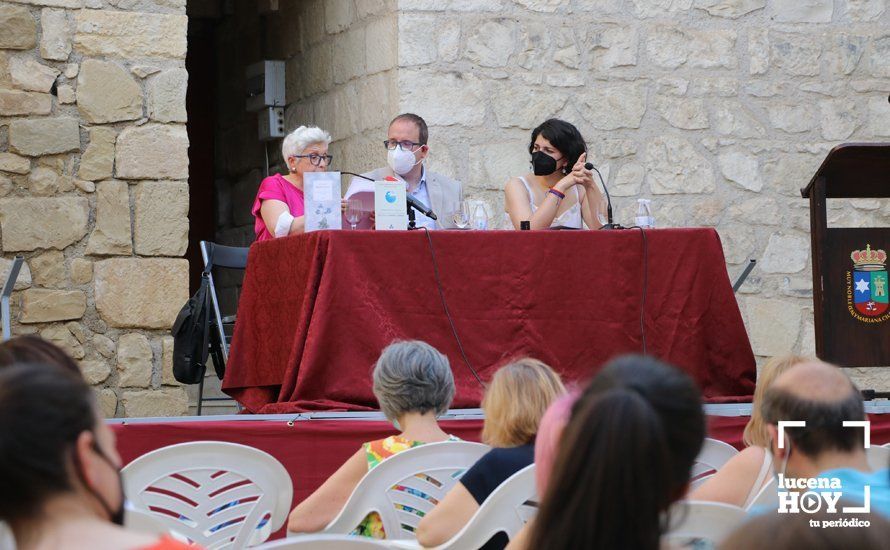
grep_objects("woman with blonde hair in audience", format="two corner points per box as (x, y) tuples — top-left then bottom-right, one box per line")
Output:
(690, 354), (809, 508)
(416, 358), (565, 550)
(287, 340), (457, 537)
(0, 363), (194, 550)
(253, 125), (333, 240)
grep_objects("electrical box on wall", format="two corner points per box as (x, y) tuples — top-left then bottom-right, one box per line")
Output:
(245, 60), (285, 112)
(259, 107), (285, 141)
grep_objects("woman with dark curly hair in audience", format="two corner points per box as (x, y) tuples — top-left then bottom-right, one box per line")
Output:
(0, 363), (193, 549)
(519, 355), (706, 550)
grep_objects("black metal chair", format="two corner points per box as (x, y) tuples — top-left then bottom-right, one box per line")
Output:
(197, 241), (249, 415)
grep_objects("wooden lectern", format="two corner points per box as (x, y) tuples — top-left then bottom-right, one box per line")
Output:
(802, 143), (890, 367)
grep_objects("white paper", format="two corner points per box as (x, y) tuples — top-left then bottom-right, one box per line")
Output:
(304, 171), (342, 232)
(374, 180), (407, 230)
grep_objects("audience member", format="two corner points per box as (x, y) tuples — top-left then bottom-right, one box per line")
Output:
(287, 340), (457, 536)
(416, 358), (565, 549)
(761, 361), (890, 517)
(532, 390), (579, 496)
(721, 508), (890, 549)
(523, 355), (706, 550)
(0, 363), (193, 549)
(0, 334), (81, 373)
(691, 355), (808, 507)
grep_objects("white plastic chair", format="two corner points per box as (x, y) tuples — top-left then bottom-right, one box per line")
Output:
(689, 438), (739, 490)
(122, 441), (293, 549)
(320, 441), (490, 540)
(867, 445), (890, 471)
(664, 500), (747, 546)
(434, 463), (537, 550)
(255, 534), (391, 549)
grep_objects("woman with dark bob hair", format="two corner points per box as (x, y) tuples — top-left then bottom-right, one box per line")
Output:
(504, 119), (606, 230)
(287, 340), (458, 538)
(0, 363), (192, 549)
(519, 355), (705, 550)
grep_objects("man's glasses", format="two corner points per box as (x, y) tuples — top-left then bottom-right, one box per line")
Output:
(293, 154), (333, 167)
(383, 139), (424, 151)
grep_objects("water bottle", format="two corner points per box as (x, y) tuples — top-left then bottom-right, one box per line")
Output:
(472, 203), (489, 230)
(635, 198), (654, 228)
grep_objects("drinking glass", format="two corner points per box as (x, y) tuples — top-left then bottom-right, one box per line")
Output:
(345, 199), (362, 230)
(450, 200), (471, 229)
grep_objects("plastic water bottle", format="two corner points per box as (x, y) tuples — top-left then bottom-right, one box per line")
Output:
(472, 203), (489, 230)
(635, 198), (654, 228)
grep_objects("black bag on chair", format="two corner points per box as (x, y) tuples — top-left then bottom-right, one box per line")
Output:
(170, 271), (212, 384)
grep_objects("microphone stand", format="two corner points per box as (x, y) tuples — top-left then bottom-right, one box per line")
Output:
(585, 162), (623, 230)
(342, 171), (423, 230)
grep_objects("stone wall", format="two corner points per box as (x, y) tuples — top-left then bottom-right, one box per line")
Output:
(0, 0), (190, 417)
(393, 0), (890, 388)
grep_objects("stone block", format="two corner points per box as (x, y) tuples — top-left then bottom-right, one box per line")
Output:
(0, 152), (30, 174)
(28, 166), (74, 196)
(117, 332), (152, 388)
(9, 56), (60, 92)
(841, 0), (886, 21)
(9, 0), (83, 6)
(465, 19), (515, 68)
(134, 181), (188, 256)
(147, 68), (187, 123)
(0, 258), (31, 290)
(746, 297), (802, 357)
(0, 89), (52, 116)
(492, 85), (566, 129)
(468, 139), (529, 193)
(579, 82), (647, 130)
(30, 249), (66, 287)
(398, 15), (437, 66)
(77, 59), (143, 123)
(0, 5), (37, 50)
(868, 96), (890, 137)
(630, 0), (693, 17)
(40, 8), (73, 61)
(767, 104), (816, 133)
(590, 26), (638, 70)
(770, 0), (832, 22)
(819, 99), (859, 141)
(760, 233), (809, 273)
(74, 10), (187, 59)
(9, 118), (80, 156)
(71, 257), (93, 285)
(611, 163), (645, 197)
(711, 100), (766, 138)
(40, 324), (84, 359)
(332, 28), (365, 84)
(645, 136), (714, 195)
(0, 197), (88, 251)
(693, 0), (765, 17)
(79, 127), (116, 181)
(21, 289), (85, 323)
(161, 335), (177, 385)
(57, 84), (75, 104)
(655, 97), (709, 130)
(770, 33), (822, 77)
(80, 360), (111, 385)
(97, 388), (117, 418)
(366, 15), (397, 74)
(94, 258), (189, 329)
(646, 26), (736, 69)
(324, 0), (353, 34)
(718, 151), (762, 192)
(91, 333), (115, 359)
(398, 71), (486, 127)
(86, 180), (133, 256)
(115, 124), (189, 180)
(121, 387), (188, 417)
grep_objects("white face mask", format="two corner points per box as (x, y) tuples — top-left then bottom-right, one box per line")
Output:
(387, 147), (419, 175)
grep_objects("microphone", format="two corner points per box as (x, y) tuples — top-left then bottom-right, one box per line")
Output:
(341, 171), (374, 182)
(585, 161), (621, 230)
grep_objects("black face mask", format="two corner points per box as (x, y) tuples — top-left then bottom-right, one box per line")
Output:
(531, 151), (559, 176)
(74, 439), (126, 526)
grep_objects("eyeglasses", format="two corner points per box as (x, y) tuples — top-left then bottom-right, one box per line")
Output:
(293, 154), (333, 167)
(383, 139), (424, 151)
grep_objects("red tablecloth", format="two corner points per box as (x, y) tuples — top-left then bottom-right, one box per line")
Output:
(223, 229), (756, 413)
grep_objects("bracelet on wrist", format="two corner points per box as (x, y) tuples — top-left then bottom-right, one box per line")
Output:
(548, 188), (566, 200)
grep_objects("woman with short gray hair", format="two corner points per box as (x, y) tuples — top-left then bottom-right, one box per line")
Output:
(252, 125), (333, 241)
(288, 340), (457, 538)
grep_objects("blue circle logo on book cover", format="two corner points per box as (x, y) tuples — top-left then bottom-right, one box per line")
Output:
(846, 244), (889, 323)
(385, 191), (397, 203)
